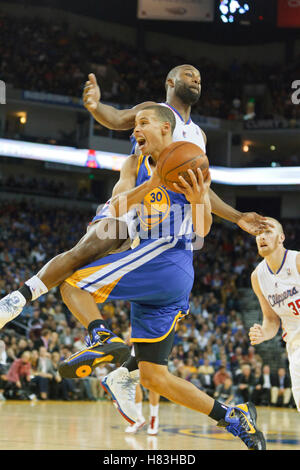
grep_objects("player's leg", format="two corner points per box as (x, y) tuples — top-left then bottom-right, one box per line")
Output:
(58, 281), (130, 377)
(147, 390), (160, 435)
(135, 338), (266, 450)
(124, 384), (146, 433)
(104, 315), (266, 450)
(36, 218), (127, 291)
(59, 236), (184, 381)
(101, 353), (141, 424)
(0, 216), (127, 329)
(286, 348), (300, 412)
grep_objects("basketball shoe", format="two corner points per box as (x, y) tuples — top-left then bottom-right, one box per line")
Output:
(0, 291), (26, 329)
(217, 402), (266, 450)
(101, 367), (140, 424)
(147, 416), (159, 435)
(125, 418), (146, 434)
(58, 327), (130, 379)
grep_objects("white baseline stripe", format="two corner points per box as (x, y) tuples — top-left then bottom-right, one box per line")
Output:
(78, 237), (178, 293)
(78, 237), (174, 287)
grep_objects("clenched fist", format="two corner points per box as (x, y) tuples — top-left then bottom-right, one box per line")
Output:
(249, 323), (265, 345)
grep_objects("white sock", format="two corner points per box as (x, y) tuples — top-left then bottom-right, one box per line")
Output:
(136, 401), (144, 420)
(149, 404), (159, 417)
(25, 276), (48, 301)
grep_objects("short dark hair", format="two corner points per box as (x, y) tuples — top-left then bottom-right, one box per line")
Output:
(142, 104), (176, 134)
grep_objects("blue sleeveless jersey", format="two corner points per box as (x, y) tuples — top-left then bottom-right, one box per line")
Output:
(130, 154), (194, 278)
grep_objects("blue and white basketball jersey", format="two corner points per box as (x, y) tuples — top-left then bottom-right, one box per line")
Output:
(127, 153), (195, 281)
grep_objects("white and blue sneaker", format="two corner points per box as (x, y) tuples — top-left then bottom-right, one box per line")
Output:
(102, 367), (140, 425)
(0, 291), (26, 329)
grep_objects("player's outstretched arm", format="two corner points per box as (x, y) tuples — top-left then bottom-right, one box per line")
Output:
(249, 269), (281, 345)
(208, 188), (274, 236)
(83, 73), (155, 130)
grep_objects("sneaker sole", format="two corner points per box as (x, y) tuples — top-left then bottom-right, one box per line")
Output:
(125, 421), (146, 434)
(147, 429), (159, 436)
(58, 342), (130, 379)
(101, 377), (136, 425)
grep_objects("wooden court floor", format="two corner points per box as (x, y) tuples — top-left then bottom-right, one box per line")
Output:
(0, 399), (299, 451)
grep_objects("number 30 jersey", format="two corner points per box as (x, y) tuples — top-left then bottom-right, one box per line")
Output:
(256, 249), (300, 348)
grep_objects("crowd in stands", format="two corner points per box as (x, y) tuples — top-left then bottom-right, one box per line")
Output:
(1, 173), (96, 202)
(0, 197), (299, 408)
(1, 12), (300, 123)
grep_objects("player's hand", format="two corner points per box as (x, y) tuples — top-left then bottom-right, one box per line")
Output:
(237, 212), (275, 236)
(173, 168), (211, 204)
(249, 323), (265, 345)
(83, 73), (101, 112)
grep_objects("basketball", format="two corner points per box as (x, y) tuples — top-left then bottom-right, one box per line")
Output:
(156, 141), (209, 193)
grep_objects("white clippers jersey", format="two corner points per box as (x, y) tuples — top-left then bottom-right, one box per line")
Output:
(160, 102), (206, 153)
(256, 250), (300, 348)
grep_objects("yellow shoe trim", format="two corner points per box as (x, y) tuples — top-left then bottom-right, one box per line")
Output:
(237, 404), (249, 413)
(66, 348), (104, 362)
(109, 337), (125, 344)
(92, 355), (114, 366)
(236, 404), (256, 434)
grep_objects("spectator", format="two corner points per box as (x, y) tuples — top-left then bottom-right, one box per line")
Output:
(251, 363), (264, 406)
(214, 377), (235, 406)
(33, 328), (51, 350)
(213, 365), (231, 388)
(91, 364), (112, 400)
(235, 363), (254, 403)
(5, 351), (34, 400)
(31, 346), (55, 400)
(261, 364), (273, 406)
(198, 358), (215, 397)
(49, 351), (63, 400)
(271, 368), (292, 408)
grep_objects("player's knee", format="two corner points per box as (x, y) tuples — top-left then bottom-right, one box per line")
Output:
(139, 367), (166, 392)
(69, 221), (123, 267)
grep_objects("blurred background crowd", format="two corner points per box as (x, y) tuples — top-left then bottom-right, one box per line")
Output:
(1, 12), (300, 123)
(0, 198), (298, 408)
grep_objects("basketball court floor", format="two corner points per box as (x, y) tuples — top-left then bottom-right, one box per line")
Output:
(0, 399), (298, 451)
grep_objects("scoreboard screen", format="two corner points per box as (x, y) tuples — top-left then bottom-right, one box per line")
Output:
(219, 0), (250, 23)
(218, 0), (276, 24)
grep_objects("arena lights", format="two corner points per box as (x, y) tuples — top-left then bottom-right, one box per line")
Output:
(219, 0), (250, 23)
(0, 138), (299, 186)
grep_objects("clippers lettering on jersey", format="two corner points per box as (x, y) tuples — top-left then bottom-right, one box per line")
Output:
(268, 287), (299, 308)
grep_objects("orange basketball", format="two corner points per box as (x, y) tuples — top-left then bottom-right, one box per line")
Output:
(156, 141), (209, 193)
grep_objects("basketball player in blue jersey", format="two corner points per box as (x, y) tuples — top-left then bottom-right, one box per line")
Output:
(249, 218), (300, 412)
(57, 105), (265, 450)
(0, 65), (272, 372)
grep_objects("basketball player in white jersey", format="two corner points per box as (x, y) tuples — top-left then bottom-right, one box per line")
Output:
(249, 218), (300, 411)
